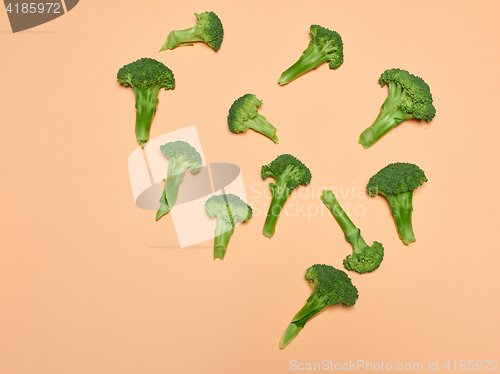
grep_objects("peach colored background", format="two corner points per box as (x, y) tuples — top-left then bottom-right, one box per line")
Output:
(1, 1), (499, 373)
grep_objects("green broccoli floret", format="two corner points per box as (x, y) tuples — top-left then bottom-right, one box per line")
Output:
(261, 154), (311, 238)
(117, 58), (175, 148)
(280, 264), (358, 349)
(205, 194), (252, 260)
(228, 94), (279, 144)
(160, 11), (224, 51)
(367, 162), (427, 245)
(321, 190), (384, 274)
(278, 25), (343, 86)
(156, 141), (202, 220)
(358, 68), (436, 149)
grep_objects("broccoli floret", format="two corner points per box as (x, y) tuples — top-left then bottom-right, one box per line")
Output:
(117, 58), (175, 148)
(160, 11), (224, 51)
(280, 264), (358, 349)
(278, 25), (343, 86)
(205, 194), (252, 260)
(367, 162), (427, 244)
(156, 141), (202, 220)
(358, 68), (436, 149)
(261, 154), (311, 238)
(228, 94), (279, 144)
(321, 190), (384, 274)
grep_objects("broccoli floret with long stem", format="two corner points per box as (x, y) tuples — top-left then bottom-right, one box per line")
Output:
(160, 11), (224, 51)
(367, 162), (427, 244)
(358, 68), (436, 149)
(156, 141), (202, 220)
(321, 190), (384, 274)
(117, 58), (175, 148)
(228, 94), (279, 144)
(205, 194), (252, 260)
(261, 154), (311, 238)
(280, 264), (358, 349)
(278, 25), (343, 86)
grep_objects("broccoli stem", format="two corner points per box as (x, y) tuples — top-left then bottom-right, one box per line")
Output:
(278, 44), (328, 85)
(280, 289), (328, 349)
(247, 115), (279, 144)
(134, 85), (160, 148)
(358, 83), (413, 148)
(321, 191), (368, 253)
(156, 159), (190, 220)
(263, 184), (290, 238)
(160, 25), (204, 51)
(156, 182), (170, 221)
(382, 191), (416, 244)
(213, 218), (234, 260)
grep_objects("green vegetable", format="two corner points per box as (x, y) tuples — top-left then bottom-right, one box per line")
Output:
(321, 190), (384, 274)
(358, 68), (436, 149)
(160, 11), (224, 51)
(367, 162), (427, 244)
(117, 58), (175, 148)
(156, 141), (202, 220)
(278, 25), (343, 85)
(228, 94), (279, 144)
(261, 154), (311, 238)
(280, 264), (358, 349)
(205, 194), (252, 260)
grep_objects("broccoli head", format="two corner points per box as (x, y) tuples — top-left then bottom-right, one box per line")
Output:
(278, 25), (344, 85)
(117, 58), (175, 148)
(358, 68), (436, 149)
(160, 11), (224, 51)
(367, 162), (427, 244)
(156, 141), (202, 220)
(261, 154), (311, 238)
(205, 194), (252, 260)
(228, 94), (279, 144)
(280, 264), (358, 349)
(321, 190), (384, 274)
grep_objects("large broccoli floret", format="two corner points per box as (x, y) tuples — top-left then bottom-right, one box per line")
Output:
(358, 68), (436, 149)
(367, 162), (427, 244)
(280, 264), (358, 349)
(205, 194), (252, 260)
(156, 141), (202, 220)
(261, 154), (311, 238)
(321, 190), (384, 274)
(228, 94), (279, 144)
(278, 25), (343, 86)
(117, 58), (175, 148)
(160, 11), (224, 51)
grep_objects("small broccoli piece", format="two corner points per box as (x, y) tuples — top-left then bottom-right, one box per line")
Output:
(367, 162), (427, 244)
(321, 190), (384, 274)
(358, 68), (436, 149)
(228, 94), (279, 144)
(156, 141), (202, 220)
(160, 11), (224, 51)
(280, 264), (358, 349)
(278, 25), (343, 86)
(261, 154), (311, 238)
(117, 58), (175, 148)
(205, 194), (252, 260)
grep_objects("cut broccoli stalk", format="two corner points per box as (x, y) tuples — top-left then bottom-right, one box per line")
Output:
(321, 190), (384, 274)
(213, 216), (234, 260)
(379, 190), (415, 245)
(133, 87), (160, 147)
(162, 25), (205, 50)
(262, 184), (291, 238)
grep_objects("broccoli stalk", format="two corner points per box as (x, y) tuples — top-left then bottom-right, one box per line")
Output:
(280, 264), (358, 349)
(228, 94), (279, 144)
(321, 190), (384, 274)
(156, 141), (202, 220)
(160, 11), (224, 51)
(117, 58), (175, 148)
(358, 68), (436, 149)
(205, 194), (252, 260)
(278, 25), (343, 86)
(367, 162), (428, 244)
(261, 154), (312, 238)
